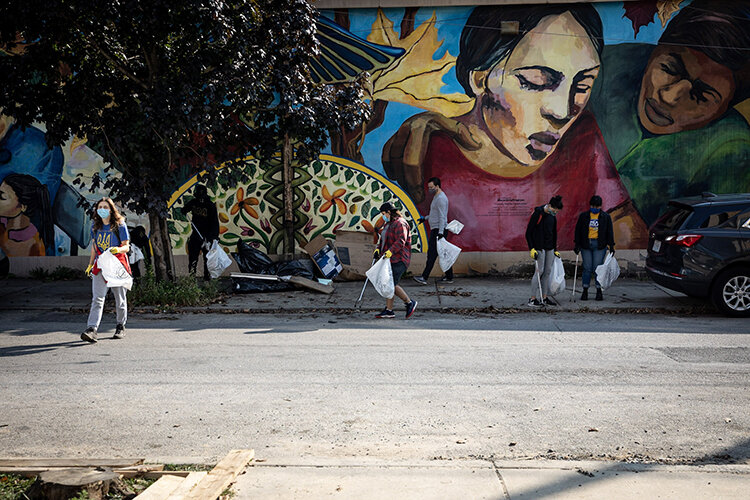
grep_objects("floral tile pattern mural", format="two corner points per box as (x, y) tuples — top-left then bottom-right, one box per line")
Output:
(167, 155), (426, 255)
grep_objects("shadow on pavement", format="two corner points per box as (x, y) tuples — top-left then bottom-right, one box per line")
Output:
(0, 340), (86, 357)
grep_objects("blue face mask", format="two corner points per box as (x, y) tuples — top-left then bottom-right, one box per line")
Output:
(382, 214), (390, 222)
(97, 208), (110, 219)
(590, 207), (601, 214)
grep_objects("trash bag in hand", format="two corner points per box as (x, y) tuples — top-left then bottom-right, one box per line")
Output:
(548, 256), (566, 296)
(595, 254), (620, 290)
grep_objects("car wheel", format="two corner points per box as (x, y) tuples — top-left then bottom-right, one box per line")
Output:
(711, 267), (750, 317)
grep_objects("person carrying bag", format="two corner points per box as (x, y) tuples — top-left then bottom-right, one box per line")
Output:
(81, 198), (132, 343)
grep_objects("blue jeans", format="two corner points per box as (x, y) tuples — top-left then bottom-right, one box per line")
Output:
(581, 239), (606, 289)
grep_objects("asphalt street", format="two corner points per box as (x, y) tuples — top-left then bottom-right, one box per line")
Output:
(1, 310), (749, 469)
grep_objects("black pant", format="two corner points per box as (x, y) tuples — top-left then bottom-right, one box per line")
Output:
(188, 233), (210, 279)
(422, 228), (453, 280)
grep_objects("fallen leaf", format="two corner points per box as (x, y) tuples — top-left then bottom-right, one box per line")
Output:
(588, 428), (599, 432)
(509, 442), (517, 447)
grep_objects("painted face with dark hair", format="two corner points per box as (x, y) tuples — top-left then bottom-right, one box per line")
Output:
(0, 181), (23, 218)
(638, 46), (735, 135)
(469, 12), (600, 167)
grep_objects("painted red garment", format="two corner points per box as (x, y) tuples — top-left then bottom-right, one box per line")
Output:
(92, 248), (132, 276)
(418, 112), (631, 251)
(378, 216), (411, 266)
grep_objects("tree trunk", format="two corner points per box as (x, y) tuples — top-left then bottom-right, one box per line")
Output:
(148, 211), (176, 281)
(282, 133), (295, 259)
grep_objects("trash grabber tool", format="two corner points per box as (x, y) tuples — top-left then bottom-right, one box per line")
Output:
(572, 253), (579, 302)
(355, 232), (382, 309)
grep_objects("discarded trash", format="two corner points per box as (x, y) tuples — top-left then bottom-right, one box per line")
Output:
(232, 242), (315, 293)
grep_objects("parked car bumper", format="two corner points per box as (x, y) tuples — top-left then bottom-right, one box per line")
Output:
(646, 265), (709, 297)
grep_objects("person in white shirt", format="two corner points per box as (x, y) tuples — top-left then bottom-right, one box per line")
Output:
(414, 177), (453, 284)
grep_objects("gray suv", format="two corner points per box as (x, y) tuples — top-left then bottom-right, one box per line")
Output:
(646, 193), (750, 317)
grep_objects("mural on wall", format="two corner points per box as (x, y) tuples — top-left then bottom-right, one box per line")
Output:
(168, 155), (426, 255)
(4, 1), (749, 262)
(318, 0), (750, 252)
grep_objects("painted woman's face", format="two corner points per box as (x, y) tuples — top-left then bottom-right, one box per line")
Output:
(0, 181), (22, 218)
(638, 46), (735, 135)
(472, 12), (600, 166)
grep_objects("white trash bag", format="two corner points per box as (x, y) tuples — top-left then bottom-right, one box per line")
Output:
(206, 240), (232, 279)
(595, 253), (620, 290)
(97, 250), (133, 290)
(365, 257), (395, 299)
(437, 238), (461, 272)
(548, 256), (566, 296)
(445, 219), (464, 234)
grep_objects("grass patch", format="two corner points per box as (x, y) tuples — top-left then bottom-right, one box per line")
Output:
(29, 266), (85, 281)
(0, 474), (35, 499)
(130, 271), (221, 307)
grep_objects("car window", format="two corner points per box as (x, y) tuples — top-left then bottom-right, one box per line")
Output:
(655, 206), (692, 230)
(738, 209), (750, 230)
(700, 209), (741, 228)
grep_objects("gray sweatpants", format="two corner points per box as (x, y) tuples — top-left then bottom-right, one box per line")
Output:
(531, 249), (555, 298)
(87, 272), (128, 329)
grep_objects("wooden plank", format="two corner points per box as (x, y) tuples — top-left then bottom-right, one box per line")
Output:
(287, 276), (334, 294)
(183, 449), (254, 500)
(135, 474), (184, 499)
(0, 458), (143, 468)
(118, 470), (192, 479)
(165, 471), (208, 499)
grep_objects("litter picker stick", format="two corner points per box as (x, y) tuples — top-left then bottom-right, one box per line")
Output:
(572, 253), (579, 302)
(355, 232), (382, 309)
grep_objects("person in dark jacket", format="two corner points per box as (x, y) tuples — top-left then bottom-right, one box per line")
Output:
(574, 195), (615, 301)
(525, 195), (563, 306)
(181, 184), (219, 280)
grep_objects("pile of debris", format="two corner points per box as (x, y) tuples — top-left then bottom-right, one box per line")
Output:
(0, 449), (253, 499)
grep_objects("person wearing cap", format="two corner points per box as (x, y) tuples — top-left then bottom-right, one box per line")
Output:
(574, 195), (615, 301)
(373, 202), (418, 319)
(525, 195), (563, 307)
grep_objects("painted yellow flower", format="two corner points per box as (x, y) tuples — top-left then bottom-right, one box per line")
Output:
(320, 185), (347, 214)
(230, 187), (260, 218)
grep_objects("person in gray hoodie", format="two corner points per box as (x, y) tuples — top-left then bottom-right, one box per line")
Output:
(414, 177), (453, 284)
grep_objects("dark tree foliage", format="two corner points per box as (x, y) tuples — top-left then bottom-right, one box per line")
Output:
(0, 0), (370, 279)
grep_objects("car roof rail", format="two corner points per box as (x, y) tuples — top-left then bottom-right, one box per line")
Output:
(701, 192), (718, 199)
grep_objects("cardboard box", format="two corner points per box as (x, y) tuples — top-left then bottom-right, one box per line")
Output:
(303, 235), (343, 279)
(334, 230), (377, 277)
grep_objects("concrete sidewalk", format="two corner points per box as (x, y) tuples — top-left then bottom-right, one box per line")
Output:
(0, 275), (710, 315)
(232, 459), (750, 499)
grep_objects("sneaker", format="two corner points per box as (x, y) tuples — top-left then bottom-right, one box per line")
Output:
(405, 300), (418, 319)
(527, 298), (543, 307)
(413, 276), (428, 285)
(375, 309), (395, 319)
(580, 288), (589, 301)
(543, 297), (557, 306)
(81, 327), (98, 343)
(439, 276), (454, 284)
(113, 324), (126, 339)
(595, 288), (603, 301)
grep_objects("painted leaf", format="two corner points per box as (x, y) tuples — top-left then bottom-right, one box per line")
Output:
(367, 9), (473, 116)
(623, 1), (658, 38)
(657, 0), (685, 27)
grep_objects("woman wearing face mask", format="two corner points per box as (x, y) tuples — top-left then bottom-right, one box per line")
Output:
(81, 198), (131, 343)
(373, 202), (418, 319)
(574, 195), (615, 301)
(383, 5), (648, 252)
(525, 195), (563, 307)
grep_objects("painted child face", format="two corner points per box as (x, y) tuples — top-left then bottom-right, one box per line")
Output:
(638, 46), (735, 135)
(0, 181), (23, 218)
(473, 12), (600, 166)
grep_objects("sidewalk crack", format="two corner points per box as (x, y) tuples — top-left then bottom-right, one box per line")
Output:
(493, 463), (512, 500)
